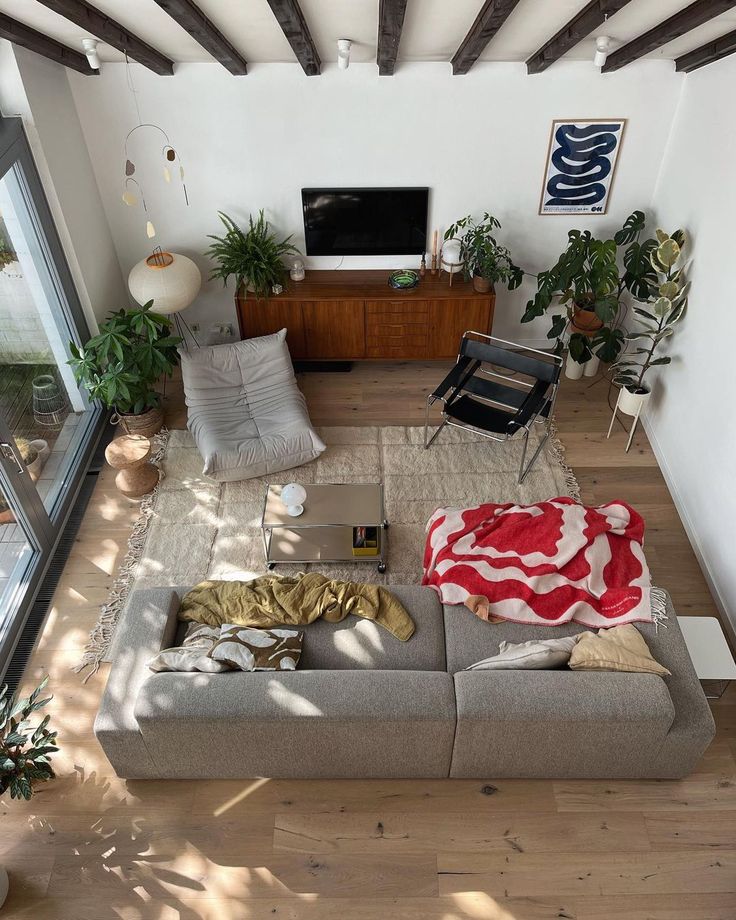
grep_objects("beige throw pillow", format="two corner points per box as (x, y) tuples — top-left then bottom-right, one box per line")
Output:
(569, 624), (670, 675)
(208, 625), (303, 671)
(148, 624), (232, 673)
(466, 635), (579, 670)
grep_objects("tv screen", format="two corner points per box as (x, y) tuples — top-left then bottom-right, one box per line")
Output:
(302, 187), (428, 257)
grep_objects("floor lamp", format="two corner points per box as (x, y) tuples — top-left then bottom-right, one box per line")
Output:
(128, 249), (202, 348)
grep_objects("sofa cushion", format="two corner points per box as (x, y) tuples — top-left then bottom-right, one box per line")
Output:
(148, 624), (231, 673)
(299, 585), (446, 671)
(135, 669), (456, 778)
(180, 330), (325, 482)
(444, 604), (588, 674)
(570, 624), (670, 675)
(465, 635), (578, 670)
(209, 625), (303, 671)
(451, 669), (676, 778)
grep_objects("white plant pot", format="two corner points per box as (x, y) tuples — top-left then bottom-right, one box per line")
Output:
(565, 353), (585, 380)
(583, 355), (600, 377)
(617, 385), (651, 417)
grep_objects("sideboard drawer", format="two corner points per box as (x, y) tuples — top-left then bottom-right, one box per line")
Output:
(366, 299), (429, 315)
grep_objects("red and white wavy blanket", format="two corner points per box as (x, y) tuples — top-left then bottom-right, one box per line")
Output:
(422, 497), (664, 628)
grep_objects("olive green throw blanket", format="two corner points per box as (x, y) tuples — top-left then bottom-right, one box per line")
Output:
(179, 573), (415, 641)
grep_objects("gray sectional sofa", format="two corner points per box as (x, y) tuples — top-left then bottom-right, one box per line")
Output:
(95, 585), (715, 780)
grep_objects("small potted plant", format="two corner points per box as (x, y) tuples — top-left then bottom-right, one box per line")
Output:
(0, 233), (16, 271)
(612, 228), (689, 417)
(0, 676), (57, 907)
(68, 302), (181, 437)
(444, 212), (523, 294)
(206, 210), (300, 301)
(0, 439), (39, 524)
(522, 211), (657, 378)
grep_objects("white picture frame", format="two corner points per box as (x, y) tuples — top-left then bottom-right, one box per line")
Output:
(539, 119), (627, 216)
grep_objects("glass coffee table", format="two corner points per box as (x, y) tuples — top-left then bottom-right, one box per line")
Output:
(261, 482), (389, 573)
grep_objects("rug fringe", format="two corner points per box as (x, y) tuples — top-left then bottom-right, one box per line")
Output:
(547, 422), (582, 503)
(73, 428), (170, 680)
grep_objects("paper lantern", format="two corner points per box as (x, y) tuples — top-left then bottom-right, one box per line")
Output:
(128, 251), (201, 315)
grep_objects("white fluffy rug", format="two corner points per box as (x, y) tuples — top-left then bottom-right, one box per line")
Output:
(79, 424), (579, 672)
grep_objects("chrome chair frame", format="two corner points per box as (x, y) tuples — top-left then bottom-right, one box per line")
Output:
(424, 332), (563, 484)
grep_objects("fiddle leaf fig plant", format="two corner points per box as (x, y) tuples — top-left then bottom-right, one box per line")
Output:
(206, 210), (300, 298)
(0, 676), (57, 801)
(521, 210), (657, 365)
(68, 302), (181, 415)
(444, 212), (523, 289)
(612, 228), (689, 392)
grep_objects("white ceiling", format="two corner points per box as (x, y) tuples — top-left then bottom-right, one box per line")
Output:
(2, 0), (735, 69)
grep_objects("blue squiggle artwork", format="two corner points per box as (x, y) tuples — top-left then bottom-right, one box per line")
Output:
(542, 121), (624, 214)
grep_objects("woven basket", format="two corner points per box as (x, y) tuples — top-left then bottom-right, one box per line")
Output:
(114, 406), (164, 439)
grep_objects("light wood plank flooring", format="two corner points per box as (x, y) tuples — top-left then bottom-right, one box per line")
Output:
(1, 364), (734, 920)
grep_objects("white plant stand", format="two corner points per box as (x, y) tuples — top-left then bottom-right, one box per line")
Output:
(607, 386), (650, 452)
(678, 616), (736, 699)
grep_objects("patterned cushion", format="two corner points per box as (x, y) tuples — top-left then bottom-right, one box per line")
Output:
(148, 624), (231, 673)
(208, 625), (303, 671)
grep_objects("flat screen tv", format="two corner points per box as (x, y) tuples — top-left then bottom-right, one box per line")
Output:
(301, 187), (428, 257)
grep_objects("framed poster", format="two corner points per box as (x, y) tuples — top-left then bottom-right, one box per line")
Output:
(539, 119), (626, 215)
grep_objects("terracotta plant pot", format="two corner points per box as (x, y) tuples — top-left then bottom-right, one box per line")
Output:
(571, 305), (603, 335)
(115, 406), (164, 439)
(472, 274), (493, 294)
(0, 508), (15, 525)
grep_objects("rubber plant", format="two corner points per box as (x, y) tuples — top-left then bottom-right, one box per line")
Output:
(444, 212), (523, 292)
(612, 228), (689, 393)
(0, 676), (57, 801)
(206, 210), (300, 299)
(68, 302), (181, 416)
(521, 210), (657, 365)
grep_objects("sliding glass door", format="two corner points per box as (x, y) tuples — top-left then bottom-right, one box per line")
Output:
(0, 116), (105, 674)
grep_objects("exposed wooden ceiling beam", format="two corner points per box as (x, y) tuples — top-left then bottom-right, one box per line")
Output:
(675, 25), (736, 71)
(602, 0), (736, 72)
(451, 0), (524, 75)
(377, 0), (408, 75)
(264, 0), (320, 75)
(526, 1), (634, 75)
(34, 0), (174, 75)
(151, 0), (247, 74)
(0, 13), (97, 74)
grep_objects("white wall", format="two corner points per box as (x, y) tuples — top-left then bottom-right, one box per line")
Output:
(0, 43), (127, 329)
(67, 61), (681, 342)
(648, 55), (736, 633)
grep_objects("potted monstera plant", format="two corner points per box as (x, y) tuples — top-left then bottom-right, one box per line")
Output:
(444, 212), (523, 293)
(68, 302), (181, 437)
(522, 211), (657, 378)
(612, 228), (689, 417)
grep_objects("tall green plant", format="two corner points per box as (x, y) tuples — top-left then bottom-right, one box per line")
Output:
(613, 228), (689, 391)
(444, 212), (523, 289)
(68, 302), (181, 415)
(0, 234), (16, 269)
(206, 210), (299, 298)
(1, 676), (57, 801)
(521, 210), (657, 364)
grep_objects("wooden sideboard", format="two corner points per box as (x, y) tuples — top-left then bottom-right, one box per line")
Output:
(236, 270), (495, 361)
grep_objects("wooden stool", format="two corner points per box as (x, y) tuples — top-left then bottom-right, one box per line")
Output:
(105, 434), (159, 498)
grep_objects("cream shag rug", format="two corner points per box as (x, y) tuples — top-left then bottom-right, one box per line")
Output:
(78, 424), (579, 673)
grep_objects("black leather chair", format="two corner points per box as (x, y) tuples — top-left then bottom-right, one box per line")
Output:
(424, 332), (562, 483)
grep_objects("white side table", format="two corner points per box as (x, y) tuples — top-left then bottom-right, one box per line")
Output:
(678, 616), (736, 699)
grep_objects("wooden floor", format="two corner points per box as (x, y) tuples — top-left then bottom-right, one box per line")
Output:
(2, 363), (734, 920)
(0, 363), (69, 445)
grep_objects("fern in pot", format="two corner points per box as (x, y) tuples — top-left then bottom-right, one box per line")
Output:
(68, 302), (181, 437)
(612, 228), (689, 417)
(206, 210), (299, 300)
